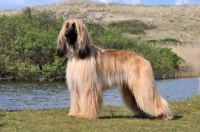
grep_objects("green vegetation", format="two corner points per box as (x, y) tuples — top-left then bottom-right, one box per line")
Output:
(145, 38), (182, 45)
(107, 19), (156, 34)
(0, 8), (66, 81)
(1, 95), (200, 132)
(134, 45), (182, 78)
(86, 21), (182, 78)
(0, 8), (182, 80)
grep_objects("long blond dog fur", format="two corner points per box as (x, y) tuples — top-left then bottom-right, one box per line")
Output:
(57, 19), (173, 120)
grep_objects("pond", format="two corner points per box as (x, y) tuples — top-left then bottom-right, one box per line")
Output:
(0, 78), (199, 110)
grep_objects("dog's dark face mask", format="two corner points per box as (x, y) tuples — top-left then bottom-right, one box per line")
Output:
(65, 23), (77, 45)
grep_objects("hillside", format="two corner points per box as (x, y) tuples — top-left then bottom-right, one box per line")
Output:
(0, 1), (200, 77)
(1, 1), (200, 44)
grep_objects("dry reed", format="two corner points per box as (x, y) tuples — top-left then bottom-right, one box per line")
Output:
(169, 44), (200, 77)
(198, 77), (200, 95)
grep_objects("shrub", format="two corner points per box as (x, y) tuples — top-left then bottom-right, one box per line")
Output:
(145, 38), (182, 45)
(0, 8), (65, 80)
(0, 9), (182, 80)
(107, 19), (156, 34)
(134, 44), (182, 78)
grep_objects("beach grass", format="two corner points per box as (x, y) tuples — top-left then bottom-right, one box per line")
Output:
(1, 95), (200, 132)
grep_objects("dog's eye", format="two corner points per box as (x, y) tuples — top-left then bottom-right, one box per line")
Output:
(66, 23), (69, 28)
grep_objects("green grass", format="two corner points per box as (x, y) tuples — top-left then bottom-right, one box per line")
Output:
(1, 95), (200, 132)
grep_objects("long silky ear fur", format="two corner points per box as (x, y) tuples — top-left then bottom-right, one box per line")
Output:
(74, 20), (91, 59)
(57, 21), (68, 57)
(57, 21), (67, 46)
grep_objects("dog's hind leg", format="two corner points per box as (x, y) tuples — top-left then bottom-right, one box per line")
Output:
(120, 84), (149, 118)
(129, 68), (173, 120)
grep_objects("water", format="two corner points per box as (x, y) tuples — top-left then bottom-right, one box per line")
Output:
(0, 78), (199, 110)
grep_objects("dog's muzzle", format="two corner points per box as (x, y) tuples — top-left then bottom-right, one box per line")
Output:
(65, 30), (70, 38)
(64, 29), (77, 44)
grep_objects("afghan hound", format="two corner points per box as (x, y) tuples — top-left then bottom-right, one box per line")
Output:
(56, 19), (173, 120)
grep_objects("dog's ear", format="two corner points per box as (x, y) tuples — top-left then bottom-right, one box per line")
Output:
(78, 44), (90, 59)
(57, 22), (68, 57)
(75, 20), (91, 59)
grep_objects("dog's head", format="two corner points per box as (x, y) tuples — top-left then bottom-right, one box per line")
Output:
(57, 19), (91, 59)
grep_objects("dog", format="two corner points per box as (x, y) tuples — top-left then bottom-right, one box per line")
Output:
(56, 19), (173, 120)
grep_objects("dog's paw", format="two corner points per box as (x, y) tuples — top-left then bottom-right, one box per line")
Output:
(68, 113), (78, 118)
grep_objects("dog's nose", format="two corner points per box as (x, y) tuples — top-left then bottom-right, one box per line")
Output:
(65, 30), (70, 38)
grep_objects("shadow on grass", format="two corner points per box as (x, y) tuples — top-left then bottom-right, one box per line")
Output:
(0, 113), (5, 117)
(0, 110), (20, 112)
(100, 115), (157, 120)
(0, 123), (5, 128)
(100, 115), (130, 119)
(172, 115), (183, 120)
(100, 115), (183, 120)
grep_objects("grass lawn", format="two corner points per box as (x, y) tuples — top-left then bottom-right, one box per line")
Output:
(0, 95), (200, 132)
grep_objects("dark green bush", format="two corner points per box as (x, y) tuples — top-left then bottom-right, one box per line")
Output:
(85, 22), (137, 49)
(0, 9), (182, 80)
(145, 38), (182, 45)
(107, 19), (156, 34)
(84, 22), (105, 45)
(134, 45), (182, 78)
(97, 28), (137, 49)
(0, 8), (66, 80)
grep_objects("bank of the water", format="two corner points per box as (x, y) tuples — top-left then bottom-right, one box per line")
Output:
(0, 78), (199, 111)
(0, 71), (199, 81)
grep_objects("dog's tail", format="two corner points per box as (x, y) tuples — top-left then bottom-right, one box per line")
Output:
(131, 60), (173, 120)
